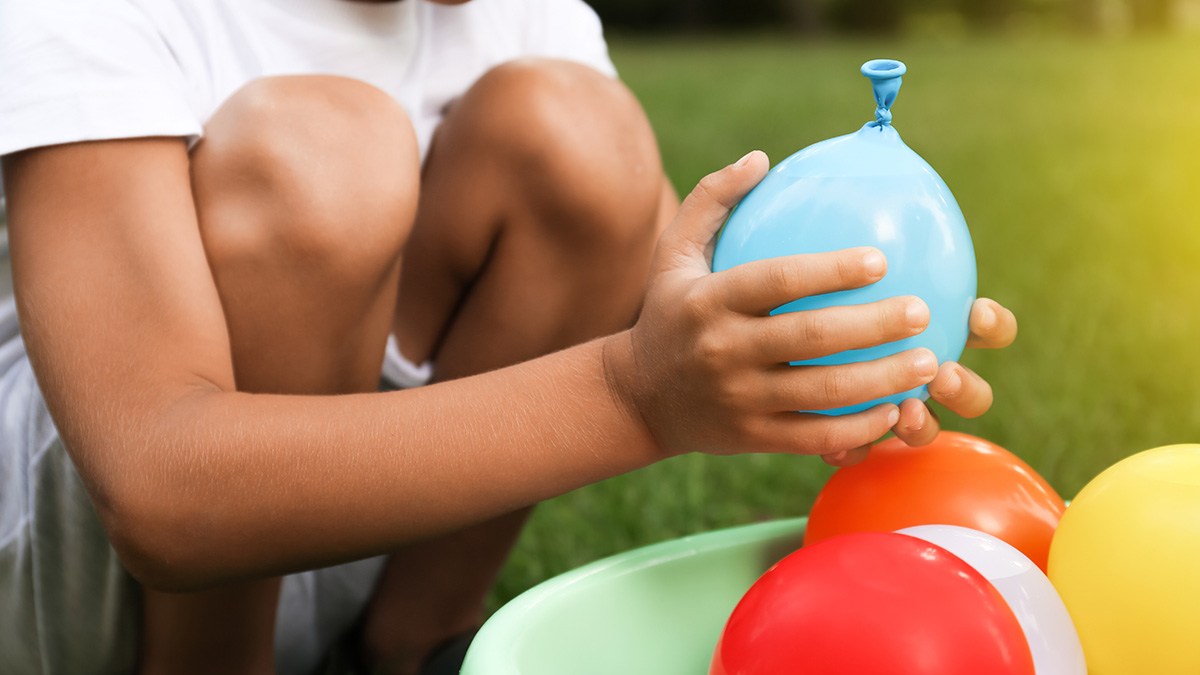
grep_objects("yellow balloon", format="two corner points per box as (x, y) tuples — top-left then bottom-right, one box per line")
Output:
(1048, 444), (1200, 674)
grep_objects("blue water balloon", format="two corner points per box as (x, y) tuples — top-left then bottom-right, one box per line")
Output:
(712, 59), (977, 415)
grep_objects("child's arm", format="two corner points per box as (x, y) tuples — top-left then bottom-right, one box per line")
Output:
(4, 142), (936, 590)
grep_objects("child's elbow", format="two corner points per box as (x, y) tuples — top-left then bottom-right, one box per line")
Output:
(98, 506), (195, 591)
(92, 475), (218, 592)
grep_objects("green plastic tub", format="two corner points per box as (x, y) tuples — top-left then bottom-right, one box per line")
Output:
(461, 518), (807, 675)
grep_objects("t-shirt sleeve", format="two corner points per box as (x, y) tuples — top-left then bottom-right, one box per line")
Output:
(0, 1), (201, 158)
(520, 0), (617, 78)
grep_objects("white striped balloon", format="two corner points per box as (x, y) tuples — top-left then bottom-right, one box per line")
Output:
(897, 525), (1085, 675)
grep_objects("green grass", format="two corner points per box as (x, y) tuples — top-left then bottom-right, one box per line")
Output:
(490, 32), (1200, 608)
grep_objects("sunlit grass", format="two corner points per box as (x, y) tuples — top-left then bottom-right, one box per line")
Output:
(492, 33), (1200, 608)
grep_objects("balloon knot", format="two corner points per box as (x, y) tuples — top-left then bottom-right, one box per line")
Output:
(874, 107), (893, 127)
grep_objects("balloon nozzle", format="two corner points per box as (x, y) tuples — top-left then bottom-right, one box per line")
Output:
(861, 59), (906, 128)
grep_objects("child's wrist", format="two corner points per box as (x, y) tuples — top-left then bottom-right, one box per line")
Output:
(600, 331), (669, 460)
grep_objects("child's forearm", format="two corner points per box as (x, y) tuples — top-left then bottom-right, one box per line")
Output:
(99, 334), (658, 591)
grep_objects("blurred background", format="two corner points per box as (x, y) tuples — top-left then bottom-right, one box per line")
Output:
(588, 0), (1194, 35)
(493, 0), (1200, 607)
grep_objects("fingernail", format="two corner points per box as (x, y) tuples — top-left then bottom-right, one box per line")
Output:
(863, 249), (886, 278)
(887, 406), (900, 426)
(733, 150), (757, 168)
(913, 350), (938, 377)
(906, 298), (929, 329)
(904, 406), (927, 433)
(978, 303), (997, 330)
(943, 366), (962, 394)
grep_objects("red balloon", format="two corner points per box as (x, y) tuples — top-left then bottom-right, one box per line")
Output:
(805, 431), (1064, 571)
(710, 532), (1035, 675)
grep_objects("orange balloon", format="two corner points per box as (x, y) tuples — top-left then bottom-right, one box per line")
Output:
(805, 431), (1065, 571)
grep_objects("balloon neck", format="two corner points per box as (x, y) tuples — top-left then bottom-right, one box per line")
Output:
(861, 59), (907, 129)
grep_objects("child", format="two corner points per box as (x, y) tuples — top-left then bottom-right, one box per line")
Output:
(0, 0), (1016, 673)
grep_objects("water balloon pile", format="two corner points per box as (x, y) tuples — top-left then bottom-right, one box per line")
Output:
(710, 430), (1083, 675)
(711, 437), (1200, 674)
(713, 432), (1200, 675)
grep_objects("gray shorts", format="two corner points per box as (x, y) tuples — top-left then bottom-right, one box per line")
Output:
(0, 298), (388, 675)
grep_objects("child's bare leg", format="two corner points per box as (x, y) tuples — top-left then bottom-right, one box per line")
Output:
(138, 76), (420, 674)
(364, 59), (669, 673)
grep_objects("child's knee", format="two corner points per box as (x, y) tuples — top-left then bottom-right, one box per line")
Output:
(192, 75), (420, 287)
(451, 59), (664, 252)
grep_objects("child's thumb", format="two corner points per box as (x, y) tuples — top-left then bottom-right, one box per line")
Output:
(659, 150), (769, 270)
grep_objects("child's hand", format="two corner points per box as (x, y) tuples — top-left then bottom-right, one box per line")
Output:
(860, 298), (1017, 461)
(605, 150), (941, 460)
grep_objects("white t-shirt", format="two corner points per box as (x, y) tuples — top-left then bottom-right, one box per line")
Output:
(0, 0), (616, 162)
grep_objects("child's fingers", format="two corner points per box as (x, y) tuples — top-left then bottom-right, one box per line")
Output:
(762, 404), (898, 456)
(759, 348), (938, 412)
(965, 298), (1018, 349)
(657, 150), (769, 269)
(927, 362), (993, 418)
(709, 247), (887, 316)
(822, 444), (872, 467)
(740, 295), (927, 364)
(891, 397), (941, 447)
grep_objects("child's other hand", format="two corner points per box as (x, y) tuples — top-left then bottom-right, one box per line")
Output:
(605, 150), (940, 460)
(871, 298), (1018, 459)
